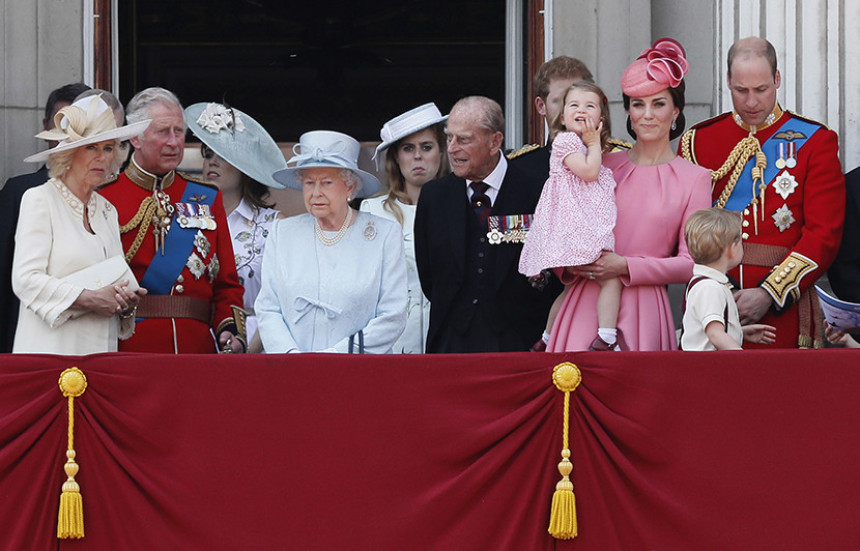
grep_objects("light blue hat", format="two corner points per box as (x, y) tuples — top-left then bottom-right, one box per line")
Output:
(272, 130), (381, 198)
(185, 102), (288, 189)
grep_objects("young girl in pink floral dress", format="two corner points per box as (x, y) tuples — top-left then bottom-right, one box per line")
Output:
(519, 81), (624, 350)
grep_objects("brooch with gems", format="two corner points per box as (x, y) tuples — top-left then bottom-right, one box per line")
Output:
(364, 220), (377, 241)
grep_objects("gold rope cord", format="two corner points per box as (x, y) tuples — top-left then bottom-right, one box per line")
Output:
(119, 196), (156, 263)
(548, 362), (582, 540)
(57, 367), (87, 539)
(681, 132), (765, 210)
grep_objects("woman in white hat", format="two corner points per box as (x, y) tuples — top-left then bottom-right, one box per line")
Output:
(186, 102), (288, 351)
(12, 94), (150, 354)
(256, 130), (408, 353)
(361, 103), (449, 353)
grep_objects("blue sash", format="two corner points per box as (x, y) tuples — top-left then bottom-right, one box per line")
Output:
(140, 181), (216, 295)
(721, 117), (820, 212)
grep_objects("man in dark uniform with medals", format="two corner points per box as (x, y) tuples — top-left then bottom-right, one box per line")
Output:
(415, 96), (557, 352)
(100, 87), (246, 353)
(680, 37), (845, 348)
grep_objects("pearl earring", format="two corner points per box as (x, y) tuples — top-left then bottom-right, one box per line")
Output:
(671, 118), (677, 131)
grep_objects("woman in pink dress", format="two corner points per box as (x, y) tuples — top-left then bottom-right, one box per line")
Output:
(520, 81), (624, 350)
(548, 38), (712, 352)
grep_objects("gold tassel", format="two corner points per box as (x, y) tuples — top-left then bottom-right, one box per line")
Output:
(57, 367), (87, 539)
(548, 362), (582, 540)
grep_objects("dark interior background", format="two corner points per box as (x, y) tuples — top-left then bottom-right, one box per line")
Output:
(118, 0), (506, 142)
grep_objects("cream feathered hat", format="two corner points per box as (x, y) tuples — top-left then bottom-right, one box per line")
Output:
(24, 94), (151, 164)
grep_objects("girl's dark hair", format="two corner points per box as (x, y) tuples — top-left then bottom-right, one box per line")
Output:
(622, 79), (686, 141)
(549, 81), (613, 152)
(201, 144), (274, 210)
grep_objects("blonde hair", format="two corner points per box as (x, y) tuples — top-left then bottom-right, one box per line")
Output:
(382, 122), (449, 225)
(684, 208), (743, 265)
(48, 139), (125, 179)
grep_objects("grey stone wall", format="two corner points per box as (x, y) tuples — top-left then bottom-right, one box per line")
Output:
(1, 0), (83, 187)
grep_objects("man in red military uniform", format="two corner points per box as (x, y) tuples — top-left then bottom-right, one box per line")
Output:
(101, 87), (246, 353)
(680, 37), (844, 348)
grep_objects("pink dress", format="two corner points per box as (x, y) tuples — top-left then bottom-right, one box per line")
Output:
(548, 151), (712, 351)
(518, 132), (617, 277)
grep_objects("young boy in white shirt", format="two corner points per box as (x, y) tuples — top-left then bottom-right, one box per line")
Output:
(680, 208), (777, 350)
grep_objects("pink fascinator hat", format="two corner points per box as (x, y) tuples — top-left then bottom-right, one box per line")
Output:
(620, 38), (689, 97)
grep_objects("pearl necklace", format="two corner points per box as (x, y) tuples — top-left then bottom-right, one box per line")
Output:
(51, 178), (97, 218)
(314, 208), (353, 246)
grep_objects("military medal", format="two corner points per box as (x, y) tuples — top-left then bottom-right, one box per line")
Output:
(186, 252), (206, 279)
(487, 217), (503, 244)
(207, 253), (220, 283)
(198, 204), (217, 230)
(773, 204), (795, 232)
(486, 214), (533, 244)
(176, 203), (198, 229)
(785, 142), (797, 168)
(194, 230), (211, 257)
(773, 171), (799, 200)
(176, 203), (217, 230)
(774, 142), (786, 169)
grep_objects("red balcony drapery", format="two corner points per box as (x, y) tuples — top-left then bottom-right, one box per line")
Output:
(0, 350), (857, 550)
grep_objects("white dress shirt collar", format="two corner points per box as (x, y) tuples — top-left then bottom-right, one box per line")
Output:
(465, 153), (507, 204)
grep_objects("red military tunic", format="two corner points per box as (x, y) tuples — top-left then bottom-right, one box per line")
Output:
(101, 157), (245, 353)
(681, 106), (845, 348)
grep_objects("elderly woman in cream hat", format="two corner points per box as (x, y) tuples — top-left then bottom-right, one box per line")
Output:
(360, 103), (449, 353)
(186, 102), (288, 351)
(12, 94), (150, 354)
(256, 130), (408, 353)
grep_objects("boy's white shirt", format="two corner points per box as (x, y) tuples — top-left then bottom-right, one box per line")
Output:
(681, 264), (743, 351)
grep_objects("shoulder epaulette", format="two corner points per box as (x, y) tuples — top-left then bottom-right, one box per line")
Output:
(506, 144), (541, 159)
(688, 111), (733, 132)
(785, 110), (832, 131)
(179, 171), (220, 190)
(607, 137), (632, 151)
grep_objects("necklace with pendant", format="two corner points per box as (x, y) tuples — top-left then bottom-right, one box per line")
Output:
(315, 208), (353, 246)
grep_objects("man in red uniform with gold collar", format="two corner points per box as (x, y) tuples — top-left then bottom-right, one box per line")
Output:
(101, 87), (246, 353)
(680, 37), (844, 348)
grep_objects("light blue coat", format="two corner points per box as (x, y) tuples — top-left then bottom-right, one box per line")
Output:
(256, 211), (408, 353)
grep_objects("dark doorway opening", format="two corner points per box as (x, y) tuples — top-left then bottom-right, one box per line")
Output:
(117, 1), (506, 142)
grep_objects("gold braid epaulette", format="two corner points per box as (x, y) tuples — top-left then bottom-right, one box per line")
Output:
(119, 196), (157, 263)
(680, 129), (765, 209)
(506, 144), (540, 159)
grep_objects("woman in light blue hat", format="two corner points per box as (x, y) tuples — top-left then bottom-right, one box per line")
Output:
(256, 130), (408, 354)
(361, 103), (449, 353)
(186, 102), (288, 351)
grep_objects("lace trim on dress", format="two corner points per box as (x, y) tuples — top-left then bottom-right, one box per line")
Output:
(51, 177), (98, 218)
